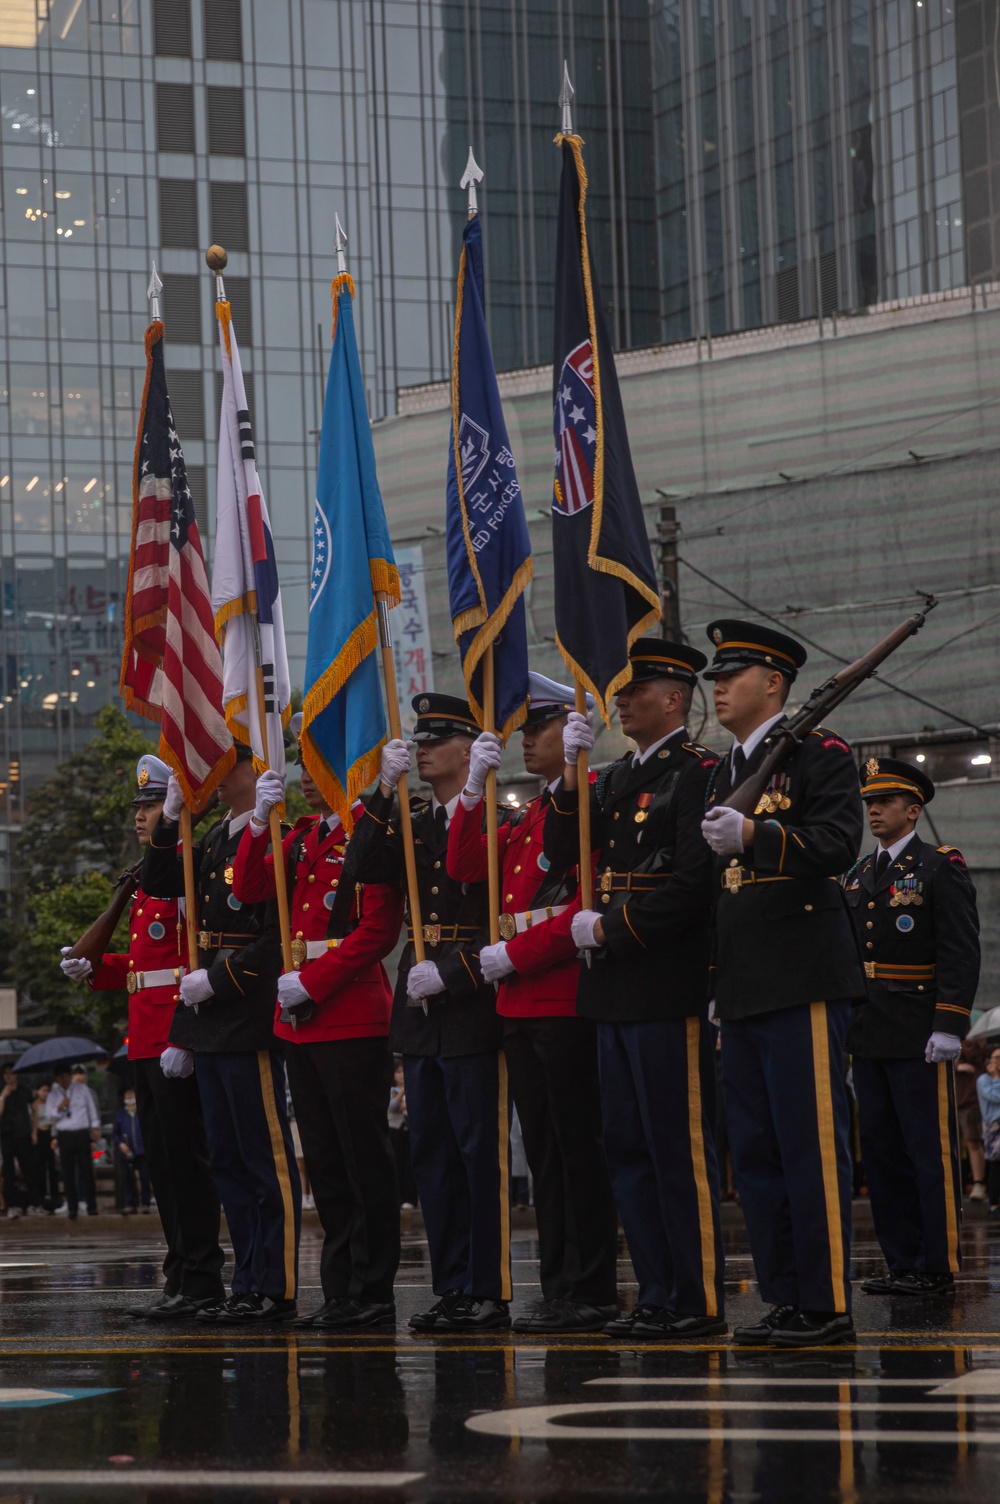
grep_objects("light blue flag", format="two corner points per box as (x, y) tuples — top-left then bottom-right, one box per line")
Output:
(301, 273), (399, 834)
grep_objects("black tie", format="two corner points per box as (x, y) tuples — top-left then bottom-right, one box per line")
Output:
(732, 746), (747, 784)
(875, 848), (890, 882)
(316, 818), (329, 843)
(434, 805), (448, 834)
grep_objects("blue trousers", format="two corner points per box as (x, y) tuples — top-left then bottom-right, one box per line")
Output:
(597, 1016), (725, 1317)
(722, 1000), (853, 1314)
(853, 1056), (962, 1275)
(403, 1051), (511, 1302)
(195, 1050), (301, 1301)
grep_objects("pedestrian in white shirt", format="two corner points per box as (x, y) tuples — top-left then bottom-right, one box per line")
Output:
(46, 1067), (100, 1219)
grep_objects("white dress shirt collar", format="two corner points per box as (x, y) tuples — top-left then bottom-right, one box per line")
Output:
(227, 808), (254, 837)
(633, 726), (686, 767)
(877, 831), (917, 866)
(431, 792), (460, 827)
(733, 711), (786, 764)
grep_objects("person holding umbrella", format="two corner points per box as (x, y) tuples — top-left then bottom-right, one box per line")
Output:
(45, 1064), (99, 1218)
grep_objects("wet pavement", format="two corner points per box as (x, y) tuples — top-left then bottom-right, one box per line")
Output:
(0, 1204), (999, 1501)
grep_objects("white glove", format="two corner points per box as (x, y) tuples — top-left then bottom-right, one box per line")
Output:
(160, 1046), (194, 1079)
(180, 969), (214, 1009)
(277, 971), (311, 1009)
(162, 774), (184, 823)
(380, 738), (411, 787)
(701, 805), (746, 855)
(407, 961), (445, 1000)
(253, 769), (285, 824)
(708, 999), (717, 1025)
(464, 732), (503, 799)
(925, 1031), (962, 1064)
(571, 909), (602, 949)
(59, 947), (92, 981)
(479, 941), (515, 983)
(562, 711), (594, 763)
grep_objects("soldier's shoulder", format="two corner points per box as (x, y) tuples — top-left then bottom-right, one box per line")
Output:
(596, 757), (632, 803)
(932, 844), (969, 870)
(807, 726), (853, 755)
(681, 741), (721, 770)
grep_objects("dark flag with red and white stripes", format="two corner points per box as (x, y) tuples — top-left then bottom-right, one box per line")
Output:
(551, 133), (659, 722)
(121, 320), (234, 808)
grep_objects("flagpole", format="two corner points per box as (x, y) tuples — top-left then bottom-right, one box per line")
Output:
(207, 243), (294, 975)
(147, 262), (200, 971)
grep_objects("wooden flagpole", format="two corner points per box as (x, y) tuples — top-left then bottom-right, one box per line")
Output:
(574, 681), (593, 911)
(178, 808), (201, 971)
(482, 646), (501, 945)
(376, 594), (426, 966)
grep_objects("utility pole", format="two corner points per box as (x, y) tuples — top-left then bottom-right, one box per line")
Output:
(657, 504), (681, 639)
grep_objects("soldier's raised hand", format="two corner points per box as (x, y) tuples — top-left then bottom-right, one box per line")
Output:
(379, 738), (411, 791)
(562, 711), (594, 764)
(253, 768), (285, 825)
(59, 947), (92, 981)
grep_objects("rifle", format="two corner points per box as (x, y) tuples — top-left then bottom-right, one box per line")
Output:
(724, 596), (938, 817)
(67, 861), (143, 967)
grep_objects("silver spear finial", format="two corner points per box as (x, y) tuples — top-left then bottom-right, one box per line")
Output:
(460, 145), (484, 217)
(560, 60), (574, 135)
(147, 260), (163, 322)
(335, 213), (348, 275)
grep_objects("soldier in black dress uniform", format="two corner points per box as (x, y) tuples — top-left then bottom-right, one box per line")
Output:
(846, 756), (980, 1296)
(700, 620), (865, 1347)
(143, 743), (301, 1323)
(347, 694), (511, 1331)
(544, 638), (726, 1339)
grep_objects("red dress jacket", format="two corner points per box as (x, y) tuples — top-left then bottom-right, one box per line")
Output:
(89, 887), (184, 1059)
(447, 792), (581, 1019)
(232, 814), (403, 1045)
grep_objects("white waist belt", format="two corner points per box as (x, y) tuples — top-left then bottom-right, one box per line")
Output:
(127, 966), (186, 993)
(499, 904), (567, 939)
(291, 937), (340, 968)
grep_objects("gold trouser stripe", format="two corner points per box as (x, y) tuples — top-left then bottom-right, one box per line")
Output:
(287, 1346), (300, 1457)
(685, 1016), (718, 1318)
(255, 1050), (297, 1301)
(809, 1001), (847, 1313)
(497, 1051), (512, 1302)
(936, 1062), (961, 1274)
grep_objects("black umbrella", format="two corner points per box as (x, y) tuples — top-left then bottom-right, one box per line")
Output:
(16, 1036), (104, 1073)
(0, 1038), (33, 1061)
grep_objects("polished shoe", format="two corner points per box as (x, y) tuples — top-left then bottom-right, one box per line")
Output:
(409, 1289), (463, 1331)
(314, 1298), (396, 1330)
(512, 1299), (617, 1334)
(631, 1309), (728, 1339)
(770, 1310), (855, 1348)
(436, 1297), (511, 1330)
(604, 1303), (665, 1337)
(218, 1293), (298, 1323)
(126, 1291), (176, 1319)
(195, 1294), (249, 1323)
(890, 1271), (955, 1297)
(294, 1297), (345, 1328)
(732, 1304), (799, 1345)
(144, 1293), (221, 1321)
(861, 1269), (913, 1295)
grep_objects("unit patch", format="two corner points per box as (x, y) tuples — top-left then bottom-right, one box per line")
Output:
(896, 914), (915, 932)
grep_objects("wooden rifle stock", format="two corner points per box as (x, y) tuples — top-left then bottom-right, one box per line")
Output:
(67, 861), (142, 967)
(725, 597), (938, 817)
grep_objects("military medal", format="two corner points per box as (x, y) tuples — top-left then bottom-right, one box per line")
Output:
(499, 913), (516, 941)
(224, 865), (234, 886)
(635, 793), (653, 823)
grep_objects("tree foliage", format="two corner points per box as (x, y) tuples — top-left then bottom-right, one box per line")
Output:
(12, 872), (132, 1037)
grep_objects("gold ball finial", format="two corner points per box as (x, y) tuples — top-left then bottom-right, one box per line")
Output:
(206, 245), (228, 272)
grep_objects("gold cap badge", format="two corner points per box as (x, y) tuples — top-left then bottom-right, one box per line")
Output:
(866, 757), (880, 778)
(137, 764), (150, 787)
(418, 697), (429, 712)
(712, 628), (723, 645)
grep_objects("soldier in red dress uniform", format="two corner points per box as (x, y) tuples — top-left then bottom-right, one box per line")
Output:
(60, 755), (225, 1318)
(232, 725), (404, 1330)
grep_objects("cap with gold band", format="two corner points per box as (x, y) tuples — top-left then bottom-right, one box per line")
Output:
(859, 755), (934, 805)
(627, 636), (707, 686)
(411, 693), (480, 742)
(132, 753), (171, 806)
(702, 618), (807, 681)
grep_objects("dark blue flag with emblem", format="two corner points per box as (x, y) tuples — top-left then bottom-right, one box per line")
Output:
(551, 133), (660, 722)
(446, 208), (532, 741)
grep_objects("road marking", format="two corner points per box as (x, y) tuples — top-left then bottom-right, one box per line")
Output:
(932, 1369), (1000, 1395)
(0, 1387), (118, 1408)
(0, 1470), (422, 1491)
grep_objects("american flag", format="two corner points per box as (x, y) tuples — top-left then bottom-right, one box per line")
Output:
(121, 321), (234, 808)
(553, 339), (598, 516)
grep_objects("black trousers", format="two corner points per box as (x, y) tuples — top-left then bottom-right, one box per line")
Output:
(133, 1057), (226, 1300)
(285, 1036), (400, 1305)
(57, 1129), (97, 1216)
(1, 1134), (32, 1211)
(503, 1016), (619, 1306)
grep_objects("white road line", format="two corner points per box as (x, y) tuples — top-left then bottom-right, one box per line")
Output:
(0, 1470), (423, 1491)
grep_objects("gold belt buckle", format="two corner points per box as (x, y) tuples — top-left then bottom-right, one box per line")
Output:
(724, 862), (744, 894)
(197, 930), (210, 949)
(864, 962), (876, 979)
(422, 923), (441, 944)
(599, 870), (613, 894)
(498, 913), (516, 941)
(290, 937), (307, 969)
(126, 970), (138, 995)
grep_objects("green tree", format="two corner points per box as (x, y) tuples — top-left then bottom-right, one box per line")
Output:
(12, 871), (132, 1037)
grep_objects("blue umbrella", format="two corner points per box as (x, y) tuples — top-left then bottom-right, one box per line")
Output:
(16, 1036), (104, 1072)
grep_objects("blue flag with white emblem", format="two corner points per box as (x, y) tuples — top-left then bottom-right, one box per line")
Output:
(446, 212), (532, 741)
(551, 134), (660, 723)
(300, 273), (400, 835)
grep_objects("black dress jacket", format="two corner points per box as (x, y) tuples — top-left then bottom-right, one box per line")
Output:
(344, 788), (502, 1059)
(143, 814), (281, 1053)
(543, 730), (720, 1022)
(708, 721), (866, 1020)
(844, 832), (980, 1059)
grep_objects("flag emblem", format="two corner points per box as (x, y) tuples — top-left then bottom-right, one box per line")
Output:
(554, 340), (598, 516)
(458, 414), (491, 492)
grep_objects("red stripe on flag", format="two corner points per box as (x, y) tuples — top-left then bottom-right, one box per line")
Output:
(247, 493), (268, 564)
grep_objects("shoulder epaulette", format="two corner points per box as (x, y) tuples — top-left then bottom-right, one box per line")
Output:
(938, 845), (959, 853)
(810, 727), (852, 753)
(682, 742), (720, 766)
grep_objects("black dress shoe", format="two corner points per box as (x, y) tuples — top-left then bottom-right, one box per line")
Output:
(604, 1304), (665, 1337)
(436, 1297), (510, 1330)
(314, 1298), (396, 1330)
(770, 1310), (855, 1347)
(891, 1271), (956, 1297)
(144, 1293), (220, 1321)
(512, 1299), (617, 1334)
(409, 1290), (463, 1331)
(631, 1309), (729, 1339)
(195, 1294), (248, 1323)
(861, 1270), (913, 1295)
(294, 1297), (345, 1327)
(126, 1292), (175, 1319)
(219, 1293), (298, 1323)
(732, 1305), (798, 1344)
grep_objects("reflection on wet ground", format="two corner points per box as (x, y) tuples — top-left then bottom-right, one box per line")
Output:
(0, 1205), (998, 1499)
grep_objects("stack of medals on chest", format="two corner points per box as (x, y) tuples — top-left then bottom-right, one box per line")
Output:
(889, 876), (923, 907)
(754, 773), (791, 815)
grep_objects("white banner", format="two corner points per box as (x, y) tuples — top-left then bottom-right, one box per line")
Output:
(392, 545), (434, 736)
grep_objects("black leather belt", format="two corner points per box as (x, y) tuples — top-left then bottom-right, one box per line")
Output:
(197, 930), (252, 949)
(597, 871), (672, 894)
(406, 924), (479, 945)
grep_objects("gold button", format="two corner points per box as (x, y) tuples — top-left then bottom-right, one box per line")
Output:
(430, 912), (439, 921)
(302, 903), (309, 911)
(918, 985), (924, 992)
(433, 860), (441, 870)
(525, 836), (532, 845)
(296, 931), (304, 939)
(332, 880), (338, 888)
(513, 865), (521, 874)
(804, 904), (813, 912)
(155, 913), (160, 919)
(866, 941), (873, 950)
(307, 874), (315, 883)
(136, 907), (143, 916)
(210, 872), (215, 879)
(173, 993), (179, 1002)
(505, 894), (513, 903)
(866, 921), (873, 930)
(609, 840), (615, 849)
(613, 812), (620, 821)
(132, 933), (137, 940)
(601, 894), (610, 904)
(868, 902), (875, 910)
(431, 886), (439, 895)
